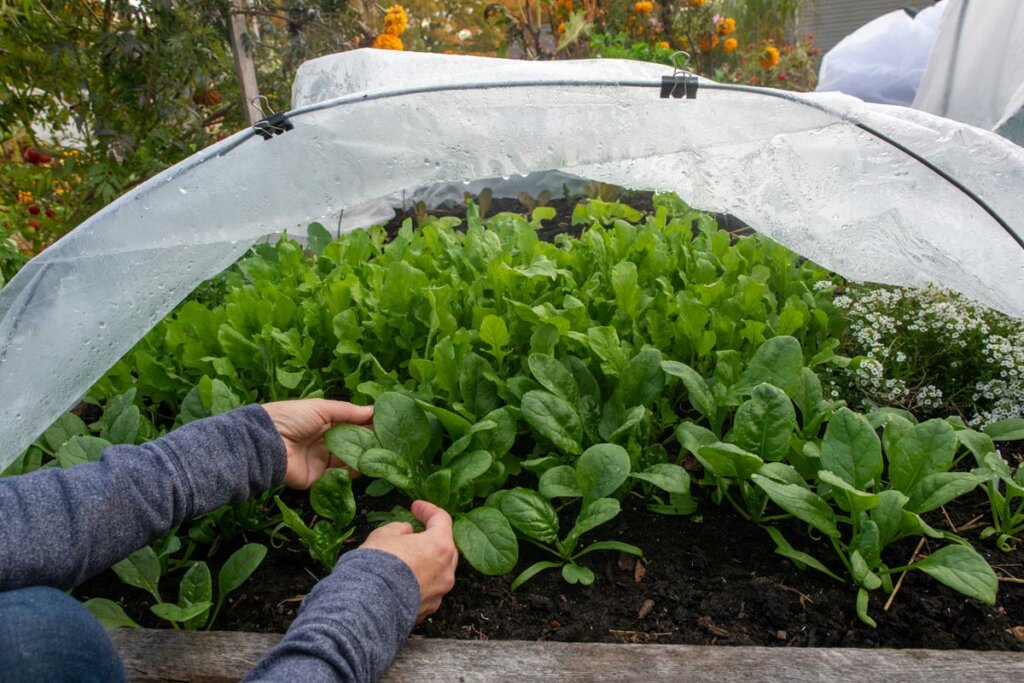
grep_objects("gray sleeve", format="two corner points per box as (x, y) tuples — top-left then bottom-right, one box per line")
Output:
(0, 404), (286, 591)
(243, 548), (420, 683)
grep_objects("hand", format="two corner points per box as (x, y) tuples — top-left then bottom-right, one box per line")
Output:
(360, 500), (459, 622)
(262, 399), (374, 489)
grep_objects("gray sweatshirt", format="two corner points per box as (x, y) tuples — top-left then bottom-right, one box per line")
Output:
(0, 404), (420, 682)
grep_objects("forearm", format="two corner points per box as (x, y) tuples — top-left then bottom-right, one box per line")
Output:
(0, 405), (286, 591)
(243, 549), (419, 683)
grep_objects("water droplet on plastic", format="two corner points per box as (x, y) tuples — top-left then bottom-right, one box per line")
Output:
(179, 187), (188, 195)
(98, 321), (106, 329)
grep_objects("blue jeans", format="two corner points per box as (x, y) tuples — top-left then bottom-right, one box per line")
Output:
(0, 586), (126, 682)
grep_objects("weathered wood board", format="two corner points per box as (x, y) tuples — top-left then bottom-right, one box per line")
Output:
(108, 630), (1024, 683)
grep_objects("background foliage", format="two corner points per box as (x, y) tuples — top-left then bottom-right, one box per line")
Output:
(1, 1), (814, 283)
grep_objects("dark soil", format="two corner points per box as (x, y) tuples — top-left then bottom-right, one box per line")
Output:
(381, 190), (752, 243)
(77, 479), (1024, 650)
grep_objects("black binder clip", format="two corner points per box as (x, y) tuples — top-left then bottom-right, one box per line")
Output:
(660, 51), (699, 99)
(251, 96), (294, 140)
(254, 112), (294, 139)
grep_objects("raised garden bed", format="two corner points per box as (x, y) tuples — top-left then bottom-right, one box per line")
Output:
(10, 191), (1024, 679)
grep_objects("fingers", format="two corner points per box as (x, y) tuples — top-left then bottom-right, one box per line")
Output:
(315, 399), (374, 426)
(412, 500), (453, 535)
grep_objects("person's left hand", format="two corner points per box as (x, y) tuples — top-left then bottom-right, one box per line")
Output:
(262, 399), (373, 489)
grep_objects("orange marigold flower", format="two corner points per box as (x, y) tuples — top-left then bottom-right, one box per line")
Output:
(716, 17), (735, 35)
(382, 4), (408, 36)
(556, 22), (566, 34)
(698, 32), (719, 53)
(723, 37), (738, 53)
(17, 190), (34, 205)
(658, 40), (670, 49)
(373, 33), (404, 50)
(688, 0), (705, 7)
(759, 45), (780, 68)
(633, 1), (654, 15)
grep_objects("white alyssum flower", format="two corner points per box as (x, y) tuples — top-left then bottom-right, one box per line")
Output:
(835, 283), (1024, 426)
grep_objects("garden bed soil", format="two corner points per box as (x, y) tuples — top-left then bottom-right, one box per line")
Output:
(78, 480), (1024, 651)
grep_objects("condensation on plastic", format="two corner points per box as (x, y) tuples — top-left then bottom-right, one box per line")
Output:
(1, 49), (1023, 470)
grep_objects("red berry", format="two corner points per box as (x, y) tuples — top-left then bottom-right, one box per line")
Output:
(27, 204), (40, 215)
(45, 207), (56, 219)
(37, 152), (53, 164)
(27, 219), (41, 230)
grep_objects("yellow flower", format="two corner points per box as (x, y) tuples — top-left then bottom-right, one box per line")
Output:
(373, 33), (404, 50)
(698, 32), (719, 52)
(723, 37), (738, 53)
(759, 45), (780, 68)
(658, 40), (670, 49)
(633, 1), (654, 15)
(717, 17), (735, 35)
(17, 191), (34, 205)
(688, 0), (705, 6)
(382, 5), (408, 36)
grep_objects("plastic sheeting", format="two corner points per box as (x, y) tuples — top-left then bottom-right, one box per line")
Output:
(817, 1), (947, 106)
(913, 0), (1024, 146)
(1, 49), (1023, 469)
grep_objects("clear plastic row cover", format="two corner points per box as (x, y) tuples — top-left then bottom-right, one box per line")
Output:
(1, 50), (1022, 470)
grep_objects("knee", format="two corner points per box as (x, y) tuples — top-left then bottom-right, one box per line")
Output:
(0, 586), (126, 682)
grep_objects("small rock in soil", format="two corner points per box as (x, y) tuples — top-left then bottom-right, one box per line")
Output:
(637, 599), (655, 620)
(634, 560), (646, 583)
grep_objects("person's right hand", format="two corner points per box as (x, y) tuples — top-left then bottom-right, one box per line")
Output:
(360, 500), (459, 622)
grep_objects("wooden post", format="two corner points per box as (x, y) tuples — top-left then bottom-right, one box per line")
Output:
(227, 0), (261, 126)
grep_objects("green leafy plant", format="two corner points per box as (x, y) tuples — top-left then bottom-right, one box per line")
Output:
(976, 419), (1024, 551)
(91, 542), (267, 630)
(325, 392), (518, 575)
(274, 468), (357, 571)
(499, 443), (642, 587)
(674, 335), (999, 626)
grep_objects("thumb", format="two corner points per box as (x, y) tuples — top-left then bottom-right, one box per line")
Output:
(412, 500), (453, 535)
(316, 399), (374, 426)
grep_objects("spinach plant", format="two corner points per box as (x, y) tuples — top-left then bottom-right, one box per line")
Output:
(973, 418), (1024, 551)
(497, 444), (643, 587)
(519, 350), (693, 514)
(87, 542), (267, 630)
(325, 392), (518, 576)
(673, 336), (999, 626)
(274, 468), (357, 571)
